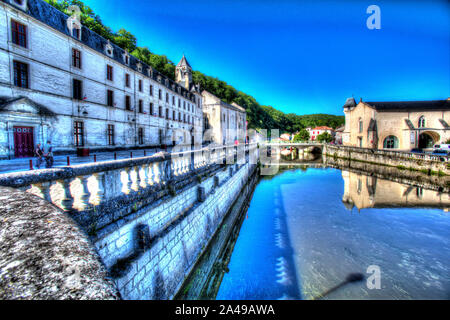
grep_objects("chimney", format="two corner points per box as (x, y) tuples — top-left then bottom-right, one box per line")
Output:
(360, 98), (363, 103)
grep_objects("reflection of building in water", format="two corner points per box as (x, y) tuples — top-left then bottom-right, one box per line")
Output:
(341, 170), (450, 211)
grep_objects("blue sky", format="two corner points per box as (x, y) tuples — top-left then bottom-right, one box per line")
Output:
(82, 0), (449, 116)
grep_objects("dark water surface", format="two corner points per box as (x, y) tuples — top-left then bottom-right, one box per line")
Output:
(216, 167), (450, 300)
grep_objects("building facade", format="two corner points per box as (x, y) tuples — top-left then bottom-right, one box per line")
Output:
(0, 0), (203, 159)
(308, 126), (335, 141)
(342, 98), (450, 151)
(202, 90), (246, 145)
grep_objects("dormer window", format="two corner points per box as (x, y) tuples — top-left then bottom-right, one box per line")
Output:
(105, 40), (114, 57)
(148, 68), (153, 78)
(10, 0), (28, 11)
(165, 79), (169, 86)
(137, 62), (143, 73)
(67, 15), (82, 40)
(123, 50), (130, 65)
(157, 75), (162, 83)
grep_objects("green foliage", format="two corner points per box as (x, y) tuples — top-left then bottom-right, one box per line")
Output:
(45, 0), (345, 131)
(445, 139), (450, 144)
(293, 129), (310, 142)
(317, 132), (333, 143)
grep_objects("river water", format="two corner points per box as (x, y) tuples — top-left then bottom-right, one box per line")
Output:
(216, 166), (450, 300)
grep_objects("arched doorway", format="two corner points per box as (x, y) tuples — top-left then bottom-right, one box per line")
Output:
(418, 131), (439, 149)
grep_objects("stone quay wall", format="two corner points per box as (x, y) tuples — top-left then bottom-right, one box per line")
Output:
(0, 143), (259, 300)
(97, 161), (257, 300)
(324, 144), (450, 176)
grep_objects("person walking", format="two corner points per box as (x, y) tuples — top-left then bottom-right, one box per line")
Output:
(35, 143), (44, 169)
(43, 140), (54, 168)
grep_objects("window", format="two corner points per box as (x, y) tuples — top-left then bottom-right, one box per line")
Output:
(73, 79), (83, 100)
(172, 96), (175, 105)
(108, 124), (115, 145)
(178, 99), (181, 108)
(139, 80), (142, 92)
(158, 89), (162, 100)
(158, 106), (162, 117)
(179, 112), (181, 122)
(107, 65), (113, 81)
(418, 116), (426, 128)
(183, 101), (186, 110)
(383, 136), (399, 149)
(107, 90), (114, 107)
(13, 60), (28, 88)
(74, 121), (84, 147)
(72, 49), (81, 68)
(125, 74), (130, 87)
(150, 85), (153, 96)
(125, 95), (131, 110)
(150, 103), (154, 115)
(138, 128), (144, 145)
(166, 93), (169, 103)
(166, 108), (169, 119)
(138, 100), (143, 113)
(72, 28), (80, 40)
(359, 118), (363, 133)
(173, 110), (176, 120)
(11, 20), (27, 48)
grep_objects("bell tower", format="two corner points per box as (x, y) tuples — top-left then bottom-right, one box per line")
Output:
(176, 55), (192, 89)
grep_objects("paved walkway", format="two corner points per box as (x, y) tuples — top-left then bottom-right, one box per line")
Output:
(0, 148), (173, 174)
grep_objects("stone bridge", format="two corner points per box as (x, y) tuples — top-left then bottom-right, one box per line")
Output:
(0, 143), (260, 300)
(264, 142), (324, 161)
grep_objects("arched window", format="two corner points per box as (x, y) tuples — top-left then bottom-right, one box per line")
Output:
(418, 116), (426, 128)
(383, 136), (399, 149)
(358, 118), (363, 133)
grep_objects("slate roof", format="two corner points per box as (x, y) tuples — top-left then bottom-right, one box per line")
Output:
(0, 96), (56, 116)
(343, 97), (357, 109)
(177, 55), (192, 69)
(365, 100), (450, 112)
(1, 0), (198, 100)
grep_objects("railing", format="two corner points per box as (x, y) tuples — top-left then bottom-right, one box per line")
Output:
(324, 145), (449, 163)
(0, 144), (258, 213)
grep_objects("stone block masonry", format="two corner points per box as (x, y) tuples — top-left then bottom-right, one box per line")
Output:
(324, 144), (450, 176)
(95, 162), (256, 300)
(0, 143), (259, 299)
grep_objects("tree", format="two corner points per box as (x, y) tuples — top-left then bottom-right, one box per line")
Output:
(317, 132), (333, 143)
(293, 129), (310, 142)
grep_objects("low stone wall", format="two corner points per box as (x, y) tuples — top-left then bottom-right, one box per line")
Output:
(0, 187), (119, 300)
(94, 162), (257, 300)
(324, 145), (450, 176)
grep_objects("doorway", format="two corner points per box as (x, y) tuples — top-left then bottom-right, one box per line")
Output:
(13, 126), (34, 158)
(418, 132), (437, 149)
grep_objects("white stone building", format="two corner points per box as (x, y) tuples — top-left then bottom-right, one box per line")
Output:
(0, 0), (203, 159)
(202, 90), (247, 145)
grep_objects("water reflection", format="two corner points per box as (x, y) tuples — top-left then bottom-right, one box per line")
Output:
(217, 166), (450, 300)
(342, 171), (450, 212)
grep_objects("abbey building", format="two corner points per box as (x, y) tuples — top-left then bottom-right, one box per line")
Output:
(0, 0), (207, 159)
(342, 97), (450, 151)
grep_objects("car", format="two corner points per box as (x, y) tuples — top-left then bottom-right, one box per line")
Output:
(410, 148), (424, 154)
(431, 150), (450, 156)
(433, 144), (450, 152)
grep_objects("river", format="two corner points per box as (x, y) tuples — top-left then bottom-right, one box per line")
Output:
(216, 166), (450, 300)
